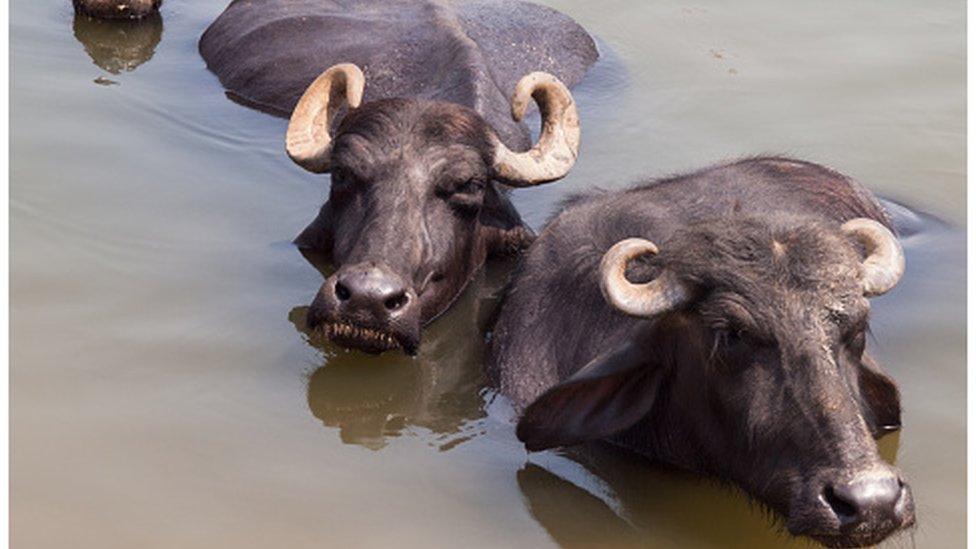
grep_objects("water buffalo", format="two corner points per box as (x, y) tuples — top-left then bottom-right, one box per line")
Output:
(488, 157), (914, 547)
(199, 0), (598, 354)
(72, 0), (161, 19)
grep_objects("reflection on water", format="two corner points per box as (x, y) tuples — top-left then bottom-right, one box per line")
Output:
(72, 12), (162, 74)
(517, 434), (904, 549)
(291, 254), (516, 451)
(518, 462), (644, 548)
(293, 227), (913, 543)
(11, 0), (964, 547)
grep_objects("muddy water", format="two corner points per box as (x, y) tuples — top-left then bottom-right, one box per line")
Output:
(11, 1), (965, 547)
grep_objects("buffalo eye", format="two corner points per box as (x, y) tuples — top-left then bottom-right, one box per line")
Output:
(710, 325), (745, 354)
(437, 178), (485, 211)
(455, 179), (484, 195)
(329, 167), (359, 198)
(436, 178), (483, 196)
(709, 327), (748, 373)
(714, 322), (768, 352)
(719, 327), (747, 348)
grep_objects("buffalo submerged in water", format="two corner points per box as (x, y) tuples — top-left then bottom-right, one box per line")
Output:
(72, 0), (161, 19)
(488, 158), (915, 547)
(199, 0), (598, 354)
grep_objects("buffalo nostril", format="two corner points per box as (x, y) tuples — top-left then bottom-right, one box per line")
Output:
(823, 485), (858, 524)
(823, 473), (904, 530)
(384, 292), (408, 311)
(335, 282), (351, 301)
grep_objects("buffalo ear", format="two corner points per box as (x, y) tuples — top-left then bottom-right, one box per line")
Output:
(857, 355), (902, 437)
(516, 340), (662, 451)
(480, 185), (535, 255)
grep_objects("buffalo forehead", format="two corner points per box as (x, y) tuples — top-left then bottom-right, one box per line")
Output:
(332, 112), (488, 184)
(422, 146), (487, 178)
(198, 0), (598, 150)
(665, 217), (868, 328)
(674, 217), (860, 277)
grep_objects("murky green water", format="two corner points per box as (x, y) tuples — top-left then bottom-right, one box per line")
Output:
(11, 1), (965, 547)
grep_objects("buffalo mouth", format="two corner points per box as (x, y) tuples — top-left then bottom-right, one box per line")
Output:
(318, 321), (418, 356)
(808, 527), (913, 549)
(802, 503), (915, 548)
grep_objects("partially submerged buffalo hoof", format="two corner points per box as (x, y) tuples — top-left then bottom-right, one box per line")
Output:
(72, 0), (161, 20)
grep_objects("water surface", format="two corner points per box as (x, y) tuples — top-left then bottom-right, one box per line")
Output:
(11, 1), (965, 547)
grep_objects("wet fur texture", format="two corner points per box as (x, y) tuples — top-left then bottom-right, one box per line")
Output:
(297, 100), (535, 351)
(488, 157), (913, 547)
(199, 0), (598, 149)
(199, 0), (595, 353)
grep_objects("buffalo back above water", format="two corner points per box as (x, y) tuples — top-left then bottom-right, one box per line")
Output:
(199, 0), (598, 149)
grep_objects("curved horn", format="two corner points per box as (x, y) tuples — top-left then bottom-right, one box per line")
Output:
(491, 72), (580, 187)
(599, 238), (691, 318)
(285, 63), (365, 173)
(841, 218), (905, 297)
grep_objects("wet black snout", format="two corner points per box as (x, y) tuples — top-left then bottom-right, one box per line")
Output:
(305, 261), (422, 355)
(330, 263), (413, 324)
(823, 469), (913, 532)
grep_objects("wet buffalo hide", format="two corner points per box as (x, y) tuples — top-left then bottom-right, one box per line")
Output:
(199, 0), (598, 149)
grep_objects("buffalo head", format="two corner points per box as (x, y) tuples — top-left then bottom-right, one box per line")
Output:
(72, 0), (161, 19)
(517, 215), (914, 547)
(288, 64), (579, 354)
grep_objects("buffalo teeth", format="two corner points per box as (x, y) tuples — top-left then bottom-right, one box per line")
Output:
(320, 322), (399, 349)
